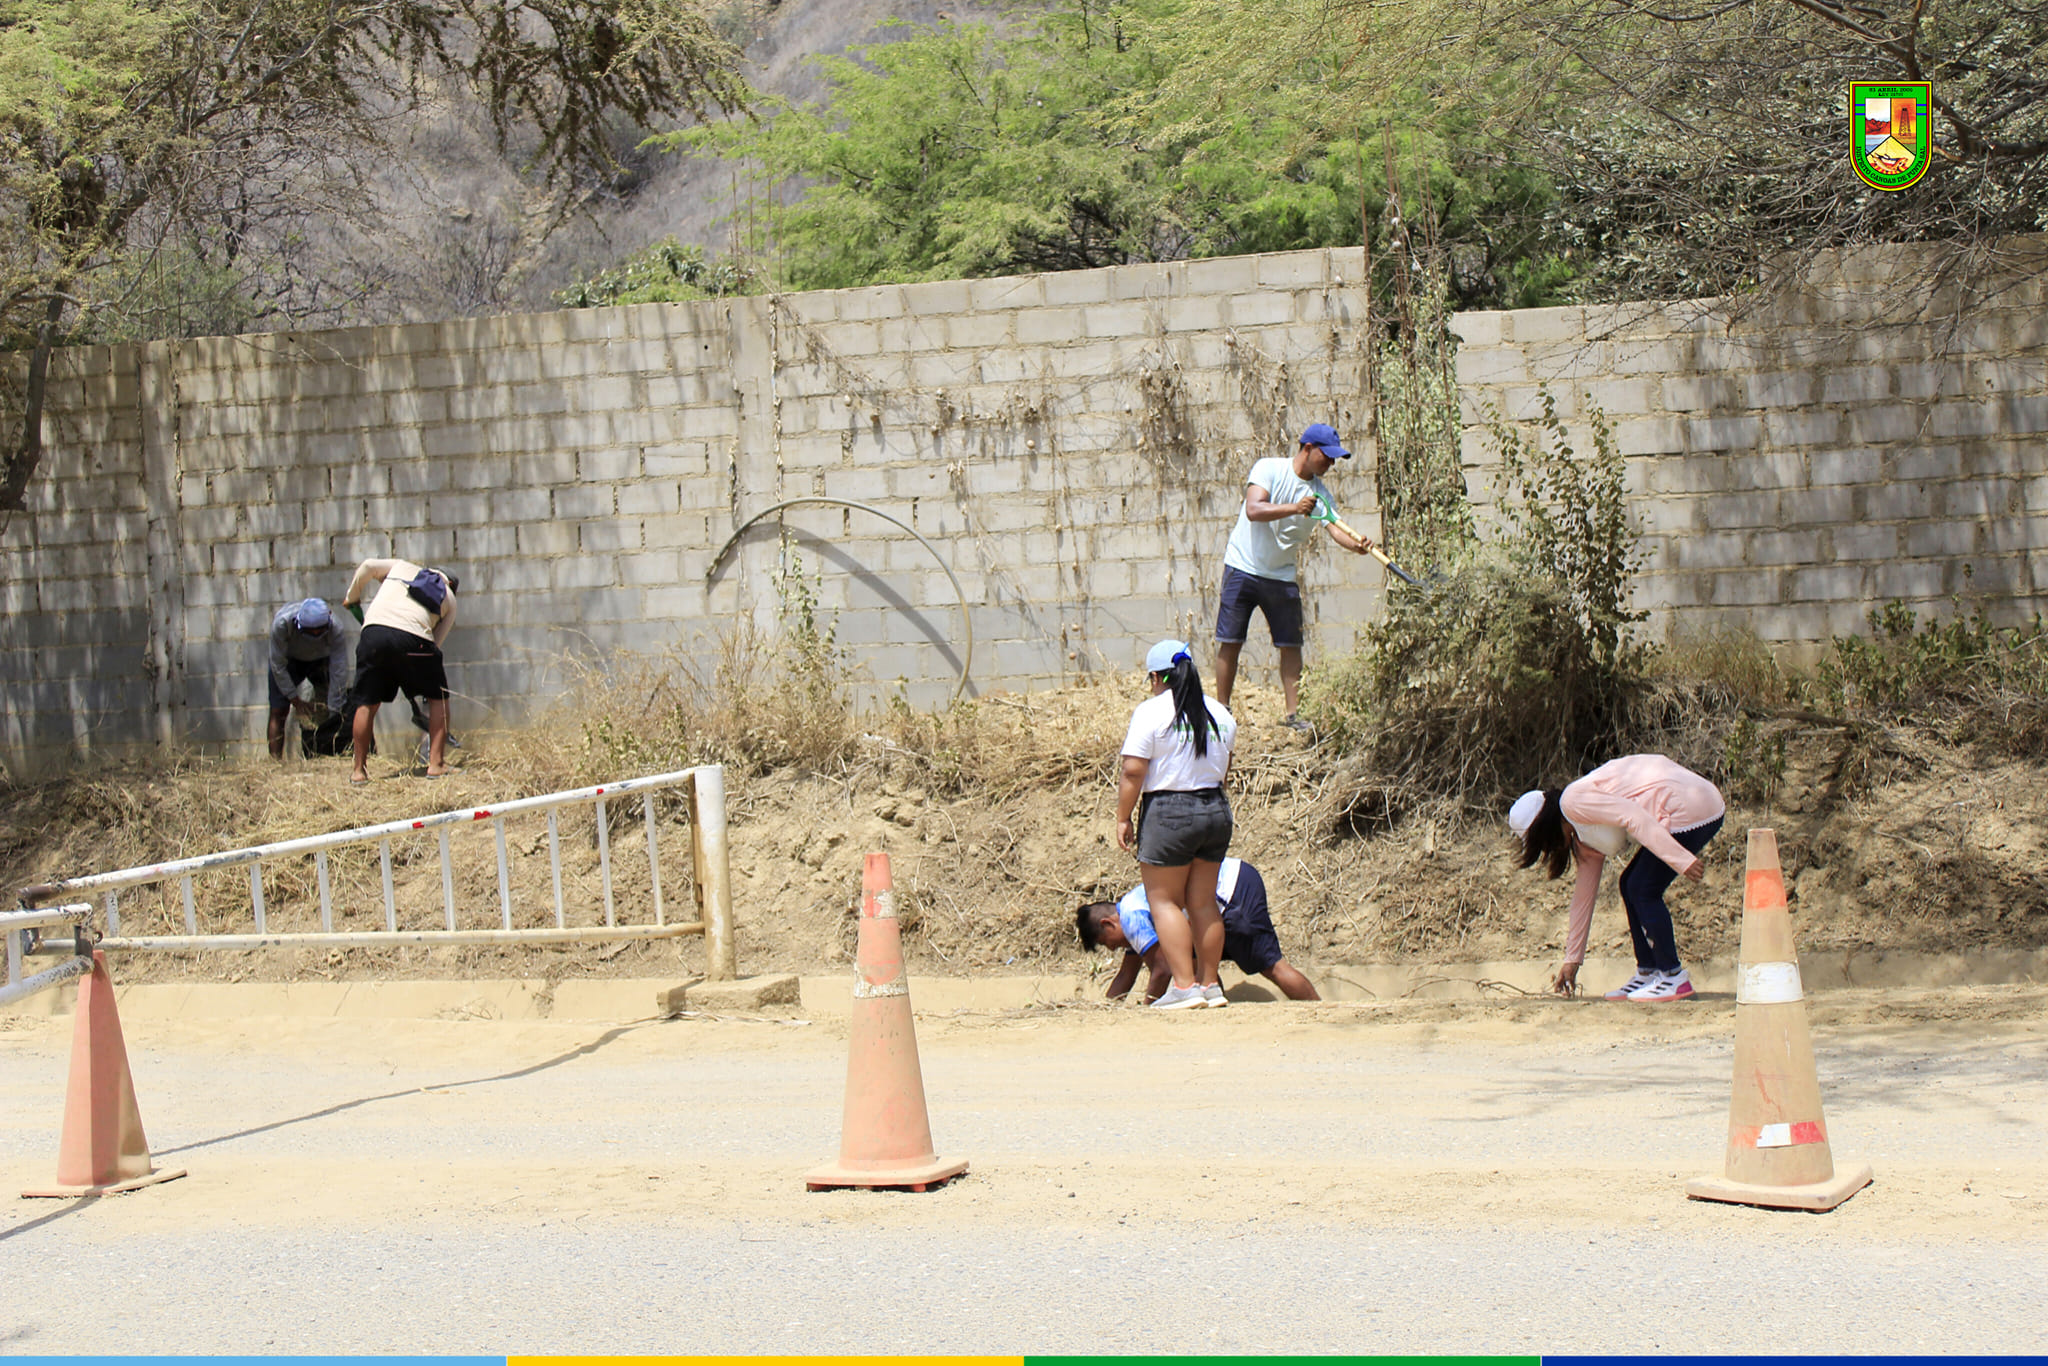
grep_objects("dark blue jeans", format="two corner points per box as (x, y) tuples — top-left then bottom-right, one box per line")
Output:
(1619, 816), (1724, 973)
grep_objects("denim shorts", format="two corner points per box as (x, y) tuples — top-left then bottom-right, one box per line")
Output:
(1215, 565), (1304, 649)
(1136, 788), (1234, 866)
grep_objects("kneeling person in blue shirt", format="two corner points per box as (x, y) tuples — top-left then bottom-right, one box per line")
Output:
(1076, 858), (1320, 1003)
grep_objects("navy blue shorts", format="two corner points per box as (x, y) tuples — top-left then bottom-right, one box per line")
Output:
(268, 657), (331, 709)
(1216, 565), (1304, 649)
(1221, 865), (1284, 975)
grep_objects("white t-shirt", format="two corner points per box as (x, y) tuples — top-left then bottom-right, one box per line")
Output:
(1121, 690), (1236, 792)
(1222, 455), (1336, 584)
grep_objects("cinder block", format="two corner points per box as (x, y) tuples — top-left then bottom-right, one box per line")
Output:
(1614, 417), (1687, 456)
(1904, 520), (1979, 558)
(1709, 569), (1783, 606)
(1831, 524), (1899, 560)
(967, 275), (1044, 311)
(899, 278), (972, 316)
(1893, 446), (1963, 481)
(1809, 448), (1882, 486)
(1943, 479), (2017, 518)
(579, 520), (642, 554)
(1016, 308), (1087, 346)
(618, 482), (681, 517)
(515, 521), (577, 556)
(1849, 404), (1925, 444)
(550, 557), (618, 590)
(1458, 350), (1529, 386)
(554, 485), (615, 519)
(1183, 256), (1259, 295)
(1702, 491), (1779, 529)
(1749, 530), (1823, 565)
(1218, 293), (1295, 327)
(1744, 371), (1818, 408)
(1732, 451), (1806, 489)
(1861, 482), (1933, 521)
(1687, 415), (1761, 452)
(1875, 561), (1948, 599)
(1507, 306), (1586, 344)
(1609, 339), (1695, 375)
(1578, 379), (1653, 416)
(1082, 304), (1152, 339)
(1821, 368), (1890, 404)
(1762, 410), (1841, 448)
(1788, 564), (1866, 601)
(1448, 311), (1505, 348)
(1928, 401), (2003, 439)
(455, 524), (518, 560)
(1669, 531), (1749, 570)
(362, 497), (427, 530)
(1778, 488), (1855, 524)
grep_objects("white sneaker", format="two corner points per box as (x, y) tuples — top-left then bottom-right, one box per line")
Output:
(1605, 969), (1660, 1000)
(1152, 984), (1207, 1010)
(1628, 968), (1694, 1002)
(1201, 984), (1229, 1008)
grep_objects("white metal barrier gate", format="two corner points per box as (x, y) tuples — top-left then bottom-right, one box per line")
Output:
(16, 765), (737, 978)
(1, 905), (95, 1009)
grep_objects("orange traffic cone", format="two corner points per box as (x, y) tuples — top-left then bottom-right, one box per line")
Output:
(805, 852), (967, 1192)
(22, 953), (187, 1198)
(1686, 829), (1870, 1211)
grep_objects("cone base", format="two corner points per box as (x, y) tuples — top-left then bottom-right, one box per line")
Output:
(1685, 1162), (1871, 1212)
(22, 1167), (187, 1200)
(805, 1155), (967, 1192)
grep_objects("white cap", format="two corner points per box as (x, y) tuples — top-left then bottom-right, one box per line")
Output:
(1507, 790), (1546, 836)
(1145, 639), (1192, 674)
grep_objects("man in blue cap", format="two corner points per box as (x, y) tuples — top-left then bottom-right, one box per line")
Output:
(266, 597), (350, 759)
(1214, 422), (1378, 727)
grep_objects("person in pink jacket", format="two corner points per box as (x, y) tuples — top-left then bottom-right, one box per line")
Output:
(1507, 754), (1726, 1002)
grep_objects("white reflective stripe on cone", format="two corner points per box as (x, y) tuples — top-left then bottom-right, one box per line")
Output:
(1736, 960), (1803, 1004)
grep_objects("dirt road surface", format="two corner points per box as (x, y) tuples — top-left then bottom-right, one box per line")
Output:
(3, 986), (2044, 1355)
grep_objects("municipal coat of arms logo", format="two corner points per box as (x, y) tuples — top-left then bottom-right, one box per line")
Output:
(1850, 81), (1932, 190)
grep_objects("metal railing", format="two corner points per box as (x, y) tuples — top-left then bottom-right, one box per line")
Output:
(17, 765), (737, 978)
(1, 905), (94, 1009)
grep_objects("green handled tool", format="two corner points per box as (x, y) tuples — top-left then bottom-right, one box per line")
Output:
(1308, 498), (1424, 586)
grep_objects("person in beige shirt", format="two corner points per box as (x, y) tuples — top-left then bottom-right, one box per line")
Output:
(341, 558), (459, 783)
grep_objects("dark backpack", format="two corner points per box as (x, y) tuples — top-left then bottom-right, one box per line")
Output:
(405, 567), (448, 613)
(303, 703), (358, 758)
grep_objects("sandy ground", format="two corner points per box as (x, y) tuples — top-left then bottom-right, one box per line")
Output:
(2, 984), (2045, 1354)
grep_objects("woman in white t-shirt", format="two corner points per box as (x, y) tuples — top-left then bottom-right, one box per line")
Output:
(1113, 639), (1238, 1009)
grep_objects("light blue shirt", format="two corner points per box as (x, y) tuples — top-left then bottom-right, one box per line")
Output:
(1222, 456), (1334, 584)
(1115, 858), (1246, 956)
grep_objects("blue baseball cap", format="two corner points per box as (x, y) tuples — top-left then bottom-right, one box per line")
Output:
(1299, 422), (1351, 459)
(1145, 639), (1192, 674)
(295, 598), (333, 631)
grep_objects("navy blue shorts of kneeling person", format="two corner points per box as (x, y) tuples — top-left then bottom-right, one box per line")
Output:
(1074, 858), (1321, 1003)
(1114, 639), (1239, 1010)
(342, 558), (459, 784)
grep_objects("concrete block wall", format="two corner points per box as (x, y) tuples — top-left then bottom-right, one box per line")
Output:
(1450, 238), (2048, 645)
(3, 238), (2042, 771)
(1, 248), (1384, 769)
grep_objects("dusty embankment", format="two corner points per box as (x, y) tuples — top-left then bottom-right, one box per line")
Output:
(3, 681), (2045, 989)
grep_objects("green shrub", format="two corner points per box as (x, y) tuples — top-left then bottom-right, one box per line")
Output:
(1303, 387), (1648, 808)
(1811, 600), (2048, 753)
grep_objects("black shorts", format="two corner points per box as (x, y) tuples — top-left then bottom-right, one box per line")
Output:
(1136, 788), (1233, 866)
(268, 657), (331, 709)
(1221, 864), (1283, 975)
(1215, 565), (1304, 649)
(350, 625), (448, 707)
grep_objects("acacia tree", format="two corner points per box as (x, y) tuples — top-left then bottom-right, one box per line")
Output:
(0, 0), (748, 509)
(661, 2), (1568, 297)
(1155, 0), (2047, 308)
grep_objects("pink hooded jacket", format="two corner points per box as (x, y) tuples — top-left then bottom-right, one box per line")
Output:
(1558, 755), (1726, 964)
